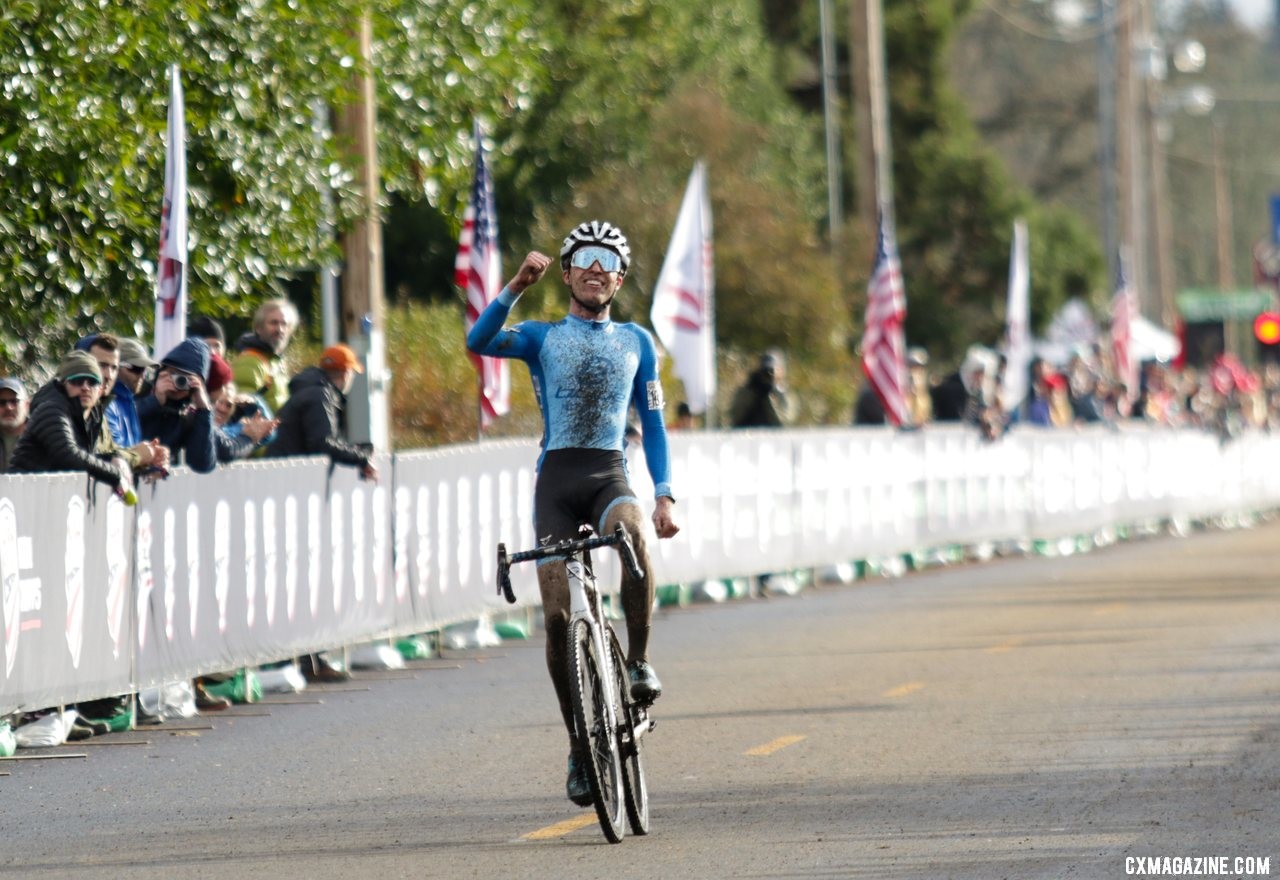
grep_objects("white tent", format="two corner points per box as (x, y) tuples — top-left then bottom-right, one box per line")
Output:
(1130, 315), (1181, 362)
(1032, 297), (1181, 365)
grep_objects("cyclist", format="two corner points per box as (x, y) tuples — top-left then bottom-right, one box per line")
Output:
(466, 220), (679, 806)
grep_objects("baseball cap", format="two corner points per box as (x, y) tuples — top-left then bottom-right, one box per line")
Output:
(0, 377), (25, 399)
(117, 337), (159, 369)
(319, 344), (363, 374)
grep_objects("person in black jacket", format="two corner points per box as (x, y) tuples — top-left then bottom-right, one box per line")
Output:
(265, 343), (377, 482)
(9, 351), (130, 492)
(137, 337), (218, 474)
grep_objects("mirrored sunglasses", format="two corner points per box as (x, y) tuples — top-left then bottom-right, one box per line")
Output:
(569, 246), (623, 273)
(65, 376), (101, 388)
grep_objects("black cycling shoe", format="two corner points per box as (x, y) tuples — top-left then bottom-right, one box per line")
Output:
(627, 660), (663, 705)
(566, 752), (593, 806)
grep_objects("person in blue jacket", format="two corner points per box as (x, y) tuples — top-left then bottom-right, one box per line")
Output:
(466, 220), (679, 807)
(136, 337), (217, 474)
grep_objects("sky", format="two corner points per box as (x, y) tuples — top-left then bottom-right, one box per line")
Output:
(1231, 0), (1272, 30)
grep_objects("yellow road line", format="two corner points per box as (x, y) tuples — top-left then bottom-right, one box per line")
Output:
(882, 681), (926, 698)
(985, 637), (1025, 654)
(522, 813), (597, 840)
(744, 734), (807, 756)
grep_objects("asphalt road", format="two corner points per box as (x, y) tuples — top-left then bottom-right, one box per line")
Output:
(3, 520), (1279, 880)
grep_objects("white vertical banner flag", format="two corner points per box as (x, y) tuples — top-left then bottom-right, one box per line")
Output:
(154, 64), (189, 361)
(1111, 257), (1138, 401)
(650, 161), (715, 415)
(1001, 218), (1031, 413)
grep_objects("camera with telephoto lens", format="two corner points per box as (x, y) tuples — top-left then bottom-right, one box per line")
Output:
(171, 372), (192, 391)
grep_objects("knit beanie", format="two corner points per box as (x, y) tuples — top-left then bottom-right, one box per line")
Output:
(206, 354), (233, 393)
(160, 337), (211, 379)
(56, 350), (103, 383)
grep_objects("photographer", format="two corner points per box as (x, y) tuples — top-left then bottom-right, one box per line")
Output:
(730, 350), (796, 428)
(136, 337), (218, 474)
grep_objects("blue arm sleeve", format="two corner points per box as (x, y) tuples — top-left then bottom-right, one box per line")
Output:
(465, 287), (535, 360)
(632, 329), (673, 499)
(104, 402), (127, 447)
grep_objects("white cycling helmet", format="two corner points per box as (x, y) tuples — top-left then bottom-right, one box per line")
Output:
(559, 220), (631, 273)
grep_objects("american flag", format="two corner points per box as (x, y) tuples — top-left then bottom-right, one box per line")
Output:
(1111, 258), (1138, 402)
(861, 216), (910, 426)
(455, 121), (509, 429)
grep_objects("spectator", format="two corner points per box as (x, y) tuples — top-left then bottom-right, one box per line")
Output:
(0, 377), (29, 473)
(853, 383), (887, 425)
(1070, 369), (1107, 424)
(930, 367), (969, 422)
(231, 298), (299, 413)
(670, 401), (695, 431)
(934, 346), (1003, 439)
(1045, 372), (1074, 427)
(188, 314), (226, 359)
(211, 373), (278, 462)
(906, 347), (933, 426)
(729, 350), (795, 428)
(265, 344), (376, 482)
(8, 351), (130, 492)
(138, 338), (217, 474)
(80, 333), (169, 475)
(106, 338), (159, 450)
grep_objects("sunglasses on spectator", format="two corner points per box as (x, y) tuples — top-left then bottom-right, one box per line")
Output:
(569, 246), (623, 273)
(0, 398), (19, 408)
(65, 377), (101, 388)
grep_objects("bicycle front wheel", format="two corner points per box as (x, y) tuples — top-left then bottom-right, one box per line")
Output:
(610, 629), (650, 835)
(568, 617), (626, 843)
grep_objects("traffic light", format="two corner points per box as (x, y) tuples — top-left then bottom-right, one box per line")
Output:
(1254, 311), (1280, 345)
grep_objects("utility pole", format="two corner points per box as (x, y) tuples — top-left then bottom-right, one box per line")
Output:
(819, 0), (844, 241)
(336, 11), (389, 450)
(1098, 0), (1120, 288)
(864, 0), (895, 224)
(850, 0), (876, 232)
(1213, 121), (1240, 358)
(1116, 0), (1146, 314)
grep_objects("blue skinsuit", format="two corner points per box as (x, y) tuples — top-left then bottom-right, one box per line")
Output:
(466, 287), (673, 500)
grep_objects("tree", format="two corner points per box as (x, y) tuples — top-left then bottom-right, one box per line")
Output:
(0, 0), (538, 369)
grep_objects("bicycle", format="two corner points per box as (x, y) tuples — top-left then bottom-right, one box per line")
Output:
(497, 523), (655, 843)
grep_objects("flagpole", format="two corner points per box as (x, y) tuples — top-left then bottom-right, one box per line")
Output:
(865, 0), (895, 227)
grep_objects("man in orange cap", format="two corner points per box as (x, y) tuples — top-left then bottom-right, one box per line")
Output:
(264, 343), (376, 482)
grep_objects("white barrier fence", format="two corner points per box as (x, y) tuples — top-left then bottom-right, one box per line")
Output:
(3, 424), (1278, 715)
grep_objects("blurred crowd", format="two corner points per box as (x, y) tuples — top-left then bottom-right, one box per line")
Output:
(852, 342), (1280, 444)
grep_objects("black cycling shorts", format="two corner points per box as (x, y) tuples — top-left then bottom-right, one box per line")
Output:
(534, 448), (638, 546)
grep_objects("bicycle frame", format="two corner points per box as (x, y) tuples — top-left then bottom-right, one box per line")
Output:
(565, 554), (621, 759)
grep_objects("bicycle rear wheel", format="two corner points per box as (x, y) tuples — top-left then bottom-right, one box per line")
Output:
(568, 617), (626, 843)
(609, 629), (650, 835)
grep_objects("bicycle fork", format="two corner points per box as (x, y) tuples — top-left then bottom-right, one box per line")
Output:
(567, 559), (621, 744)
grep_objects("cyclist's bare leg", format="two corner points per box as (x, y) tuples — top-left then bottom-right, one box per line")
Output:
(602, 502), (654, 666)
(536, 560), (576, 738)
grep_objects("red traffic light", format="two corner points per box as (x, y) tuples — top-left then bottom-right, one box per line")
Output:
(1255, 312), (1280, 345)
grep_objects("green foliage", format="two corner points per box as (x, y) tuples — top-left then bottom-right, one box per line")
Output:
(0, 0), (537, 371)
(883, 0), (1104, 365)
(385, 300), (539, 448)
